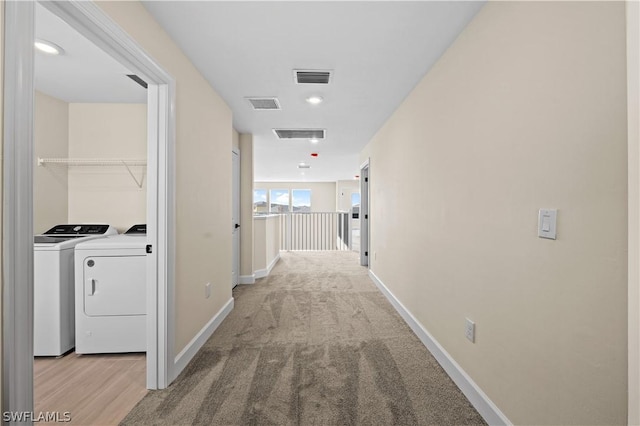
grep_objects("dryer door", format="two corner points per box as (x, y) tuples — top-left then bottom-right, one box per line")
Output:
(83, 256), (146, 316)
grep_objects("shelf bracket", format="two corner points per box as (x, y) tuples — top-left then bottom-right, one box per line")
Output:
(121, 160), (145, 188)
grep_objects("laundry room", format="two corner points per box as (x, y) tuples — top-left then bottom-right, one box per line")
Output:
(32, 3), (150, 422)
(34, 94), (147, 234)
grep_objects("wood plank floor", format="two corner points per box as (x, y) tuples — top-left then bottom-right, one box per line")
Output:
(34, 352), (147, 425)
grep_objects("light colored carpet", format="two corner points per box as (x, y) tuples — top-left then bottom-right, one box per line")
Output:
(121, 251), (485, 425)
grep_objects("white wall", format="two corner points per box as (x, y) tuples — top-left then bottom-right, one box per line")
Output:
(255, 181), (336, 212)
(67, 103), (146, 233)
(253, 215), (280, 274)
(34, 91), (69, 234)
(361, 2), (627, 424)
(96, 1), (233, 355)
(336, 179), (359, 212)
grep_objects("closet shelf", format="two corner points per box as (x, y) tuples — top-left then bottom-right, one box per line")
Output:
(37, 157), (147, 167)
(37, 157), (147, 188)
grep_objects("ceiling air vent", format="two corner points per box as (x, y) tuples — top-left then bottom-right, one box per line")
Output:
(298, 163), (311, 169)
(126, 74), (148, 89)
(246, 97), (280, 110)
(294, 70), (332, 85)
(273, 129), (325, 140)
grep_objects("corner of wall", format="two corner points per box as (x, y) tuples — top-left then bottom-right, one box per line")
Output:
(627, 1), (640, 423)
(239, 133), (254, 277)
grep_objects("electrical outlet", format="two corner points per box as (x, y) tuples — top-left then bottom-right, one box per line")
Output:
(465, 318), (475, 343)
(205, 282), (211, 299)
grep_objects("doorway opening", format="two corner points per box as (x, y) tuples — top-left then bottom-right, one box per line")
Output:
(3, 1), (176, 418)
(350, 191), (361, 253)
(360, 160), (370, 267)
(232, 149), (240, 288)
(32, 4), (150, 420)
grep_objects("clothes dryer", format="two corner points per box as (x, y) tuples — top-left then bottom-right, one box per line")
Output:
(74, 224), (147, 354)
(34, 224), (117, 356)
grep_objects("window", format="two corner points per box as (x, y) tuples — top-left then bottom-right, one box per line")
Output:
(253, 189), (267, 213)
(351, 192), (360, 218)
(292, 189), (312, 212)
(269, 189), (289, 213)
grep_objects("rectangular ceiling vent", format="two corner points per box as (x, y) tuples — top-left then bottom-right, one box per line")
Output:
(294, 70), (332, 85)
(246, 97), (281, 110)
(273, 129), (325, 140)
(298, 164), (311, 169)
(126, 74), (148, 89)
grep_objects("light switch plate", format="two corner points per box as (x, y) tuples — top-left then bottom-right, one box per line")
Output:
(465, 318), (475, 343)
(538, 209), (557, 240)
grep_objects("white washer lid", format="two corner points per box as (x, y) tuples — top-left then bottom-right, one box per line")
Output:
(34, 234), (114, 250)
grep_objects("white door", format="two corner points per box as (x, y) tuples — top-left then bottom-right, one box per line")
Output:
(360, 163), (369, 267)
(232, 150), (240, 287)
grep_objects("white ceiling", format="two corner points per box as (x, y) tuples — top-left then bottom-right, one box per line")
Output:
(35, 2), (484, 181)
(142, 1), (485, 182)
(35, 3), (146, 104)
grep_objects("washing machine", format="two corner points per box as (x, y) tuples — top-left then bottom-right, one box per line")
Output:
(74, 224), (147, 354)
(34, 224), (118, 356)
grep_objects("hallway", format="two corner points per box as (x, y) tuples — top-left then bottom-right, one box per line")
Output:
(122, 251), (484, 425)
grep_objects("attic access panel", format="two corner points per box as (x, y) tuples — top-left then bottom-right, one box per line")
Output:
(273, 129), (325, 139)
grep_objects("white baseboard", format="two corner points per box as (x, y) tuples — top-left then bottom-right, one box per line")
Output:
(172, 297), (234, 381)
(368, 270), (511, 426)
(255, 253), (280, 279)
(239, 274), (255, 284)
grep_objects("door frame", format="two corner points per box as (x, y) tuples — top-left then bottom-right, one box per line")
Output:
(232, 149), (240, 288)
(2, 0), (176, 416)
(360, 159), (370, 267)
(627, 1), (640, 423)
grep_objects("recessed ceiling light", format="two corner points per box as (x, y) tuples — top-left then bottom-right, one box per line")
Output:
(34, 39), (64, 55)
(309, 138), (319, 144)
(306, 96), (323, 105)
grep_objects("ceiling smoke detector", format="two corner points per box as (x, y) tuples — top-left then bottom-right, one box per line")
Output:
(273, 129), (325, 140)
(246, 97), (281, 110)
(293, 70), (332, 85)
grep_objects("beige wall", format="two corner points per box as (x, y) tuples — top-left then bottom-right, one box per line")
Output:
(67, 103), (146, 233)
(232, 129), (239, 150)
(96, 1), (233, 354)
(255, 181), (336, 212)
(361, 2), (627, 424)
(34, 99), (147, 234)
(253, 215), (280, 272)
(34, 91), (68, 233)
(628, 1), (640, 423)
(239, 133), (254, 277)
(336, 179), (359, 212)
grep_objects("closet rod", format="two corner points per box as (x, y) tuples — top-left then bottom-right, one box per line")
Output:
(37, 157), (147, 167)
